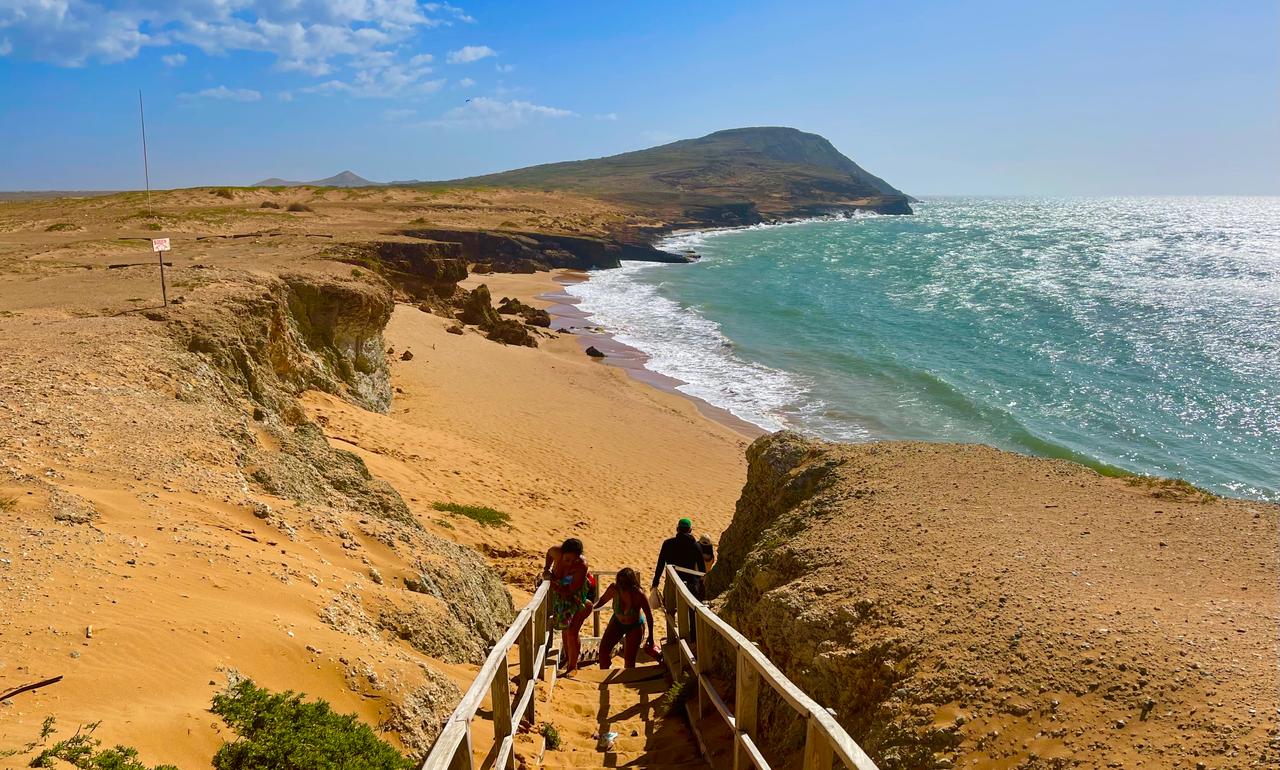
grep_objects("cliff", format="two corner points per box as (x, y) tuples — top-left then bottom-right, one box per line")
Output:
(0, 261), (515, 760)
(708, 433), (1278, 770)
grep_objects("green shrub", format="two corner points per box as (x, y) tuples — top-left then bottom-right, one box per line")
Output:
(350, 267), (364, 277)
(538, 722), (561, 751)
(210, 679), (410, 770)
(431, 502), (511, 528)
(142, 222), (162, 231)
(260, 201), (282, 209)
(25, 717), (177, 770)
(44, 222), (80, 232)
(659, 674), (694, 717)
(214, 188), (235, 200)
(286, 202), (313, 212)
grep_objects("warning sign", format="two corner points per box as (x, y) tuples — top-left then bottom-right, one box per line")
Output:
(151, 238), (171, 252)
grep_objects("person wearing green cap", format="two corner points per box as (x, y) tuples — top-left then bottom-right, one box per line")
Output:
(652, 517), (707, 615)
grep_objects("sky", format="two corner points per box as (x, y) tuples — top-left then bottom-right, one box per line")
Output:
(1, 0), (1277, 195)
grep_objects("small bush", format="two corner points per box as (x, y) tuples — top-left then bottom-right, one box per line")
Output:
(25, 717), (177, 770)
(0, 494), (16, 512)
(350, 267), (364, 277)
(286, 202), (313, 212)
(431, 502), (511, 528)
(44, 222), (80, 232)
(214, 188), (235, 200)
(260, 201), (282, 209)
(211, 679), (410, 770)
(659, 674), (694, 718)
(538, 722), (562, 751)
(142, 222), (162, 231)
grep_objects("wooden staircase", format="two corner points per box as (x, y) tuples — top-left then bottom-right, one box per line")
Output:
(418, 567), (879, 770)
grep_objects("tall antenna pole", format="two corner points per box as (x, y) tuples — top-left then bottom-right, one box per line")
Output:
(138, 90), (166, 306)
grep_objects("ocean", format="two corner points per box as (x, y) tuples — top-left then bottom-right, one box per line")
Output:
(567, 197), (1280, 502)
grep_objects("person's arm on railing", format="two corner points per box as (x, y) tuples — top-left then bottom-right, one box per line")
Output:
(592, 583), (616, 611)
(651, 540), (670, 588)
(638, 588), (655, 647)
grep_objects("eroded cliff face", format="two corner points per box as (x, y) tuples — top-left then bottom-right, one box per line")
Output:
(169, 272), (394, 415)
(708, 433), (1278, 770)
(0, 263), (514, 761)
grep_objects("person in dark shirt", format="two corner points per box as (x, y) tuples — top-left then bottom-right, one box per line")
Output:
(652, 517), (706, 611)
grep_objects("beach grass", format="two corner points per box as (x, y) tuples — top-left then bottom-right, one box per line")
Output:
(431, 501), (512, 528)
(0, 494), (16, 512)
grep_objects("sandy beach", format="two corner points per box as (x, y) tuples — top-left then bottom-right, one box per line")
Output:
(305, 268), (752, 582)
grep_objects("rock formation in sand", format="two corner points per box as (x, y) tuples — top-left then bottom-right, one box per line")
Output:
(707, 432), (1278, 770)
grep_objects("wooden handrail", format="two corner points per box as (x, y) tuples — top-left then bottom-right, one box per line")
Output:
(663, 564), (880, 770)
(421, 581), (553, 770)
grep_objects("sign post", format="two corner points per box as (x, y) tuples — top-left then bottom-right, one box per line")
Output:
(151, 237), (170, 306)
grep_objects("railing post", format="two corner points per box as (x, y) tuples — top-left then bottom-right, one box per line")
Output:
(695, 612), (711, 718)
(592, 571), (602, 637)
(802, 715), (834, 770)
(533, 587), (548, 680)
(733, 647), (760, 770)
(448, 724), (474, 770)
(491, 656), (514, 770)
(518, 623), (536, 724)
(675, 578), (691, 643)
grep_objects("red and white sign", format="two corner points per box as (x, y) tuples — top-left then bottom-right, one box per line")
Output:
(151, 238), (171, 253)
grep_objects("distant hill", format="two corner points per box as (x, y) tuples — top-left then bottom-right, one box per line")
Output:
(253, 170), (376, 188)
(415, 127), (913, 223)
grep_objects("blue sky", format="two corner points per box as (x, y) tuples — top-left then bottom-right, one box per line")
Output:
(1, 0), (1276, 194)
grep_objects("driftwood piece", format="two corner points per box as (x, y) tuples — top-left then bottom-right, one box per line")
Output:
(0, 675), (64, 702)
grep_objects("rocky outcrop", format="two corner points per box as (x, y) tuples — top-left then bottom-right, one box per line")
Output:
(326, 241), (469, 313)
(496, 296), (551, 328)
(709, 432), (1278, 770)
(174, 272), (393, 415)
(457, 285), (538, 347)
(402, 227), (691, 271)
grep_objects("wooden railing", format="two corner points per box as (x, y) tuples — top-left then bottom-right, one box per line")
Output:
(420, 580), (553, 770)
(664, 565), (881, 770)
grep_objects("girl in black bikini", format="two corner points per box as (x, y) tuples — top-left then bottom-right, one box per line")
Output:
(592, 567), (654, 669)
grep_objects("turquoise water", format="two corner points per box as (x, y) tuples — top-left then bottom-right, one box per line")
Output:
(568, 197), (1280, 501)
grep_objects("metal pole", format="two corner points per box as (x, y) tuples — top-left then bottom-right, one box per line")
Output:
(139, 90), (166, 306)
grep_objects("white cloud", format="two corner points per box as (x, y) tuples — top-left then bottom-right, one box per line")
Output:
(383, 107), (417, 121)
(423, 3), (476, 24)
(595, 112), (619, 121)
(162, 53), (186, 67)
(183, 85), (262, 102)
(456, 77), (475, 88)
(446, 45), (495, 64)
(494, 63), (515, 73)
(0, 1), (472, 72)
(426, 97), (575, 129)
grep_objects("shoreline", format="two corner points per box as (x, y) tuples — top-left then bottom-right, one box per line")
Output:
(535, 269), (767, 440)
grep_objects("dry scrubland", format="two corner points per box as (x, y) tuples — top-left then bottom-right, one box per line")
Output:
(0, 187), (747, 766)
(0, 186), (1275, 770)
(707, 434), (1278, 770)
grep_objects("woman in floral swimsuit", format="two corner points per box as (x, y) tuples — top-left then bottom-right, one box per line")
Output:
(545, 538), (593, 676)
